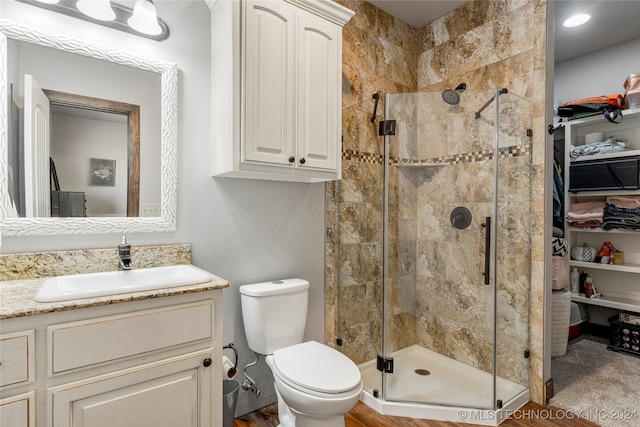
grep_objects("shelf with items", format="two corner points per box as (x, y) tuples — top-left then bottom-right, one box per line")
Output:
(569, 260), (640, 274)
(563, 108), (640, 312)
(568, 226), (640, 234)
(564, 106), (640, 154)
(570, 149), (640, 163)
(571, 294), (640, 312)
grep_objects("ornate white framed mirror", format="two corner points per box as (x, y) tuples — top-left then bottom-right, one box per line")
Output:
(0, 19), (177, 235)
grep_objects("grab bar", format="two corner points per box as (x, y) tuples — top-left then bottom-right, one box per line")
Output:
(482, 217), (491, 285)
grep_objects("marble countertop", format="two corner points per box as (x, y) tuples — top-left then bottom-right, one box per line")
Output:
(0, 268), (229, 319)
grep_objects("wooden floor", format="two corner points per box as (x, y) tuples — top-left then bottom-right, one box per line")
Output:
(233, 401), (600, 426)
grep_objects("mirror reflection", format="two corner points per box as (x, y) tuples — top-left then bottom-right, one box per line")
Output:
(7, 37), (161, 219)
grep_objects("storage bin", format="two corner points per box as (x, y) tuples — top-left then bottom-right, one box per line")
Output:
(608, 315), (640, 358)
(569, 157), (640, 192)
(627, 92), (640, 109)
(568, 302), (589, 340)
(624, 73), (640, 108)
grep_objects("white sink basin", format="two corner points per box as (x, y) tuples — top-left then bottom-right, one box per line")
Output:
(34, 265), (211, 303)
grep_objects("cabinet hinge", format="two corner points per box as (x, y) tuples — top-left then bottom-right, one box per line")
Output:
(376, 355), (394, 373)
(378, 120), (396, 136)
(336, 338), (343, 346)
(526, 128), (533, 137)
(524, 350), (530, 358)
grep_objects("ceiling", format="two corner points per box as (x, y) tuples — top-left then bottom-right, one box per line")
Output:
(366, 1), (468, 28)
(366, 1), (640, 63)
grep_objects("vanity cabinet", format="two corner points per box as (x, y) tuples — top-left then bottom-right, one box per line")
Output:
(0, 290), (222, 427)
(563, 108), (640, 314)
(210, 0), (354, 182)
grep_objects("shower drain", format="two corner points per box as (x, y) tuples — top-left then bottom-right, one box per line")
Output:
(415, 369), (431, 376)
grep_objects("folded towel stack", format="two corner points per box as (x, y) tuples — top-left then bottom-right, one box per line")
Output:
(565, 200), (605, 229)
(603, 196), (640, 231)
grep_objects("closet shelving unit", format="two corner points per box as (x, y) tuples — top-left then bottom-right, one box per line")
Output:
(563, 107), (640, 313)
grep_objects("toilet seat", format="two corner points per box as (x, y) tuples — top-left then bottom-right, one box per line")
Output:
(272, 341), (361, 396)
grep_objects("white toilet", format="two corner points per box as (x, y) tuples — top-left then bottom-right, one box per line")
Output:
(239, 278), (362, 427)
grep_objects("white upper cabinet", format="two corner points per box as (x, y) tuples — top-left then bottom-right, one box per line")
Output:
(210, 0), (354, 182)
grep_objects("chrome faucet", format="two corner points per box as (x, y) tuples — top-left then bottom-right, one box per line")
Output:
(118, 235), (132, 270)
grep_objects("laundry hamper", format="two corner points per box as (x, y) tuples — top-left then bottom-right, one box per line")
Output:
(551, 290), (572, 356)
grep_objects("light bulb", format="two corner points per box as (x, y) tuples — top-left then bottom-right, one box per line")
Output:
(76, 0), (116, 22)
(127, 0), (162, 36)
(563, 14), (591, 28)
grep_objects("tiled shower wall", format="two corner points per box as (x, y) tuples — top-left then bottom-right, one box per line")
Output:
(326, 0), (548, 403)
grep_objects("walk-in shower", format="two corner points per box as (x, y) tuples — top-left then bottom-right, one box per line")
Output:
(333, 88), (532, 425)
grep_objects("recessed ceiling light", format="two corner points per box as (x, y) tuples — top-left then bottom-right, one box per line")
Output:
(563, 13), (591, 28)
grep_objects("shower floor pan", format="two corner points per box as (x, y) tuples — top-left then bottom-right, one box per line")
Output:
(359, 345), (529, 425)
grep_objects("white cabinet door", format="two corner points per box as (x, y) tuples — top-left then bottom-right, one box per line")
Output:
(50, 351), (212, 427)
(296, 11), (340, 172)
(244, 0), (295, 167)
(210, 0), (353, 181)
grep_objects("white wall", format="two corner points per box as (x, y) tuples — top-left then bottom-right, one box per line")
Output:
(554, 38), (640, 108)
(1, 0), (326, 416)
(51, 113), (128, 216)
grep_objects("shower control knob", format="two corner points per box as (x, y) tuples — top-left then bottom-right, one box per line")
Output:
(203, 358), (212, 368)
(299, 157), (306, 164)
(289, 156), (295, 163)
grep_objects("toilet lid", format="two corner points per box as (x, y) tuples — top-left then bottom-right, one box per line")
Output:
(273, 341), (361, 394)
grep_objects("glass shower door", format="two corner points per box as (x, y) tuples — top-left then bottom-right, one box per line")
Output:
(380, 88), (531, 410)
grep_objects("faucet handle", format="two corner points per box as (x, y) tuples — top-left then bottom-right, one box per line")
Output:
(121, 235), (128, 246)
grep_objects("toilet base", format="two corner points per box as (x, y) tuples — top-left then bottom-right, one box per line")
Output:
(287, 408), (346, 427)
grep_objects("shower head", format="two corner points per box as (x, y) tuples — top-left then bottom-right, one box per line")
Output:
(441, 83), (467, 105)
(442, 89), (460, 105)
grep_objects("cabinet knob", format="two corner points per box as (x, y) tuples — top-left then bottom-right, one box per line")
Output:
(299, 157), (306, 164)
(203, 358), (212, 368)
(288, 156), (295, 163)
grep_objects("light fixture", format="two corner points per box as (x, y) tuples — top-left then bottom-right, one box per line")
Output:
(76, 0), (116, 22)
(563, 13), (591, 28)
(16, 0), (169, 41)
(128, 0), (162, 36)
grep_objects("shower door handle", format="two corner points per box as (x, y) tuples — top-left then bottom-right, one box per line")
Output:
(482, 217), (491, 285)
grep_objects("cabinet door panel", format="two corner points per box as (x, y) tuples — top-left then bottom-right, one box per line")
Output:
(244, 1), (295, 166)
(0, 331), (34, 387)
(297, 13), (339, 171)
(0, 392), (35, 427)
(51, 351), (211, 427)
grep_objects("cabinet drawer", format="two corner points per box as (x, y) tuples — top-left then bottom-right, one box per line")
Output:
(48, 302), (213, 374)
(0, 330), (34, 387)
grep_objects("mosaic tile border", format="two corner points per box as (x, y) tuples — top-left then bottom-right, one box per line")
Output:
(342, 144), (531, 166)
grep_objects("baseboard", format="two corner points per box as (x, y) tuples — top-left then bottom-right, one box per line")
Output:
(544, 378), (554, 403)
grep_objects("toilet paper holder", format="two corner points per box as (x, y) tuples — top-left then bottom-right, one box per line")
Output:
(223, 343), (238, 379)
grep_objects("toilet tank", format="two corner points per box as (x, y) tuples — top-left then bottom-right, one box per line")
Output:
(239, 278), (309, 355)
